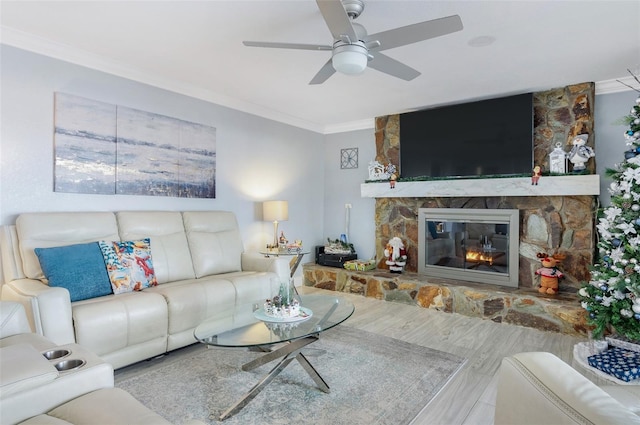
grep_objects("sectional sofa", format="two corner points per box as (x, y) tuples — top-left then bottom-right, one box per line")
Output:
(1, 300), (208, 424)
(0, 211), (289, 369)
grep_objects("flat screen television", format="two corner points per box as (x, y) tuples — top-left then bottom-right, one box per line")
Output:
(399, 93), (533, 179)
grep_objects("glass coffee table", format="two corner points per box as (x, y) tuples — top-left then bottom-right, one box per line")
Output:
(194, 294), (355, 420)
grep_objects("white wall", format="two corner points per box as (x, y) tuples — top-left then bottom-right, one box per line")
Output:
(323, 129), (376, 260)
(0, 46), (325, 281)
(595, 89), (640, 206)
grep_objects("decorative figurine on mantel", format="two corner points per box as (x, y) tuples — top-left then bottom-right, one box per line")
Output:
(368, 160), (389, 181)
(531, 165), (542, 185)
(567, 134), (595, 172)
(384, 163), (398, 188)
(384, 236), (407, 273)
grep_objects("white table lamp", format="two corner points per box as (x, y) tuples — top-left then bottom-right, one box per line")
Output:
(263, 200), (288, 247)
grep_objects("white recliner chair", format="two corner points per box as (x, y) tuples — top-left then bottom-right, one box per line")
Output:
(495, 352), (640, 425)
(0, 301), (204, 425)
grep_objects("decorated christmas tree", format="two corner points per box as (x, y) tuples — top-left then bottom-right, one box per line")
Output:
(579, 72), (640, 341)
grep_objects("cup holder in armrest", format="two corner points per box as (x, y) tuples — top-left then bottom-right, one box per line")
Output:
(54, 359), (85, 372)
(42, 349), (71, 360)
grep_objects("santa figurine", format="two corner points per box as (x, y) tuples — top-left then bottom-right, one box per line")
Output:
(567, 135), (595, 172)
(384, 237), (407, 273)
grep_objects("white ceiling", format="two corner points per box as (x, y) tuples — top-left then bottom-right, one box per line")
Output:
(1, 1), (639, 134)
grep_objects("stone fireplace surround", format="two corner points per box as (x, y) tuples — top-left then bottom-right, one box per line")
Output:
(368, 81), (598, 293)
(366, 177), (599, 292)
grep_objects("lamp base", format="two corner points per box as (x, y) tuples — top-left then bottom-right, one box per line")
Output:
(273, 220), (279, 248)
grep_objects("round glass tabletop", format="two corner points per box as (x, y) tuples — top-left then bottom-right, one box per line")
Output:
(194, 294), (355, 348)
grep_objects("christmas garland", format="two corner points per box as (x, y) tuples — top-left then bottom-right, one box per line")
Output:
(364, 170), (589, 184)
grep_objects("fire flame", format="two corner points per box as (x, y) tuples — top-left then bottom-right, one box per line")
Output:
(466, 250), (494, 265)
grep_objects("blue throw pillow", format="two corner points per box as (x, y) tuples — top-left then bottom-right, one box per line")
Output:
(34, 242), (113, 302)
(427, 221), (439, 239)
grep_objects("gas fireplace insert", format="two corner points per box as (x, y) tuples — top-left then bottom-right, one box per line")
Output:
(417, 208), (520, 288)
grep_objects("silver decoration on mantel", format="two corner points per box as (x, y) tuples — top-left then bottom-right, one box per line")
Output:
(368, 160), (390, 180)
(549, 142), (567, 174)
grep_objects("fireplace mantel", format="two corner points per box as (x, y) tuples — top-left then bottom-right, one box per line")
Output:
(361, 174), (600, 198)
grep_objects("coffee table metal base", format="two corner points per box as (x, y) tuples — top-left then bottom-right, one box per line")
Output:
(219, 335), (329, 421)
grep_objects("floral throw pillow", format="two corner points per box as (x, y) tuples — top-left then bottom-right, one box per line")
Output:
(99, 238), (158, 294)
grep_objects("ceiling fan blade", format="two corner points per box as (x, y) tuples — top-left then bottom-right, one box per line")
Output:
(316, 0), (358, 42)
(309, 59), (336, 85)
(243, 41), (332, 51)
(368, 52), (421, 81)
(365, 15), (463, 51)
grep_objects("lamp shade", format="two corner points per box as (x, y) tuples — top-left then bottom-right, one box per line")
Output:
(332, 43), (368, 75)
(263, 200), (288, 222)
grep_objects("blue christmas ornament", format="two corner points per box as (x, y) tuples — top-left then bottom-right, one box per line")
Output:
(595, 295), (603, 302)
(636, 218), (640, 226)
(636, 146), (640, 153)
(612, 238), (622, 248)
(600, 284), (609, 292)
(604, 255), (611, 263)
(625, 150), (638, 159)
(590, 312), (596, 319)
(628, 130), (635, 136)
(635, 313), (640, 320)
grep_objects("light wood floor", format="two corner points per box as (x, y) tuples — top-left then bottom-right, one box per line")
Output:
(299, 286), (588, 425)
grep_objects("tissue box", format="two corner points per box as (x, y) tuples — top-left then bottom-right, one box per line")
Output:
(587, 347), (640, 382)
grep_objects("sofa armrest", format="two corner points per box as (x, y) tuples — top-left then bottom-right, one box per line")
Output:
(495, 352), (640, 425)
(241, 253), (290, 282)
(0, 301), (31, 338)
(1, 279), (75, 345)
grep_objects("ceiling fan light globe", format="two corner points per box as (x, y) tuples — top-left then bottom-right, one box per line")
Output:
(332, 43), (368, 75)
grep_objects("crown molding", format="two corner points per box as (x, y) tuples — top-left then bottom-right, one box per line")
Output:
(596, 75), (638, 95)
(0, 26), (326, 134)
(323, 118), (375, 134)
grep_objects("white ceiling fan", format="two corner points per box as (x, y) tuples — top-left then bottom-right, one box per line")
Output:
(243, 0), (463, 85)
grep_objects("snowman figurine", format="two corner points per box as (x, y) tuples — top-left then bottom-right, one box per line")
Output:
(567, 134), (595, 172)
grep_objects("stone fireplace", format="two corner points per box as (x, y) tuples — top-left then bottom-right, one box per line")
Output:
(363, 175), (600, 291)
(367, 81), (598, 292)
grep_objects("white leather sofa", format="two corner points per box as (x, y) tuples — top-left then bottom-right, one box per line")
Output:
(0, 211), (289, 369)
(1, 301), (205, 425)
(495, 352), (640, 425)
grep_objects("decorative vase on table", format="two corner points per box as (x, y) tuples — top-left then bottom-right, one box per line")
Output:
(263, 278), (300, 319)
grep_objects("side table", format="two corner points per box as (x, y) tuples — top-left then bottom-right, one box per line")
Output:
(573, 341), (640, 386)
(259, 250), (310, 278)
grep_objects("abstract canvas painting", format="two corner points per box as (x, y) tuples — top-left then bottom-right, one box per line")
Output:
(54, 93), (216, 198)
(54, 94), (117, 194)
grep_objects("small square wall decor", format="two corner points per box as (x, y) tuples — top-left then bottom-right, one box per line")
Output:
(340, 148), (358, 169)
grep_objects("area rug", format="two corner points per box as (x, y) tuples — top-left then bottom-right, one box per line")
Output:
(115, 326), (466, 425)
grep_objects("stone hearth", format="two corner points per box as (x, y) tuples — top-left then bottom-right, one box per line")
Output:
(303, 263), (588, 336)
